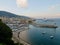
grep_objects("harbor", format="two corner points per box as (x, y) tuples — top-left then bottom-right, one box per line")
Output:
(0, 16), (59, 45)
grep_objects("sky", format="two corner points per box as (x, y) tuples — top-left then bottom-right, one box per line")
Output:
(0, 0), (60, 18)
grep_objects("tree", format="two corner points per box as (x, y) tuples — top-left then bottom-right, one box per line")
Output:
(0, 19), (14, 45)
(0, 19), (24, 45)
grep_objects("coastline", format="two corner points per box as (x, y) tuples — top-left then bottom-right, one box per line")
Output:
(12, 28), (31, 45)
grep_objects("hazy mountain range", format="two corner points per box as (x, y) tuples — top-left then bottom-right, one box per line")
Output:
(0, 11), (30, 19)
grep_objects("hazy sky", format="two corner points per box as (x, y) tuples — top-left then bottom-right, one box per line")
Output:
(0, 0), (60, 18)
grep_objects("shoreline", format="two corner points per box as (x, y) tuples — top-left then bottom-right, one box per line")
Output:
(12, 28), (31, 45)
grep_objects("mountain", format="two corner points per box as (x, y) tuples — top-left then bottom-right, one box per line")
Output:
(0, 11), (30, 19)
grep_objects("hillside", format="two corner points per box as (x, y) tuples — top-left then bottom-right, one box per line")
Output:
(0, 11), (30, 19)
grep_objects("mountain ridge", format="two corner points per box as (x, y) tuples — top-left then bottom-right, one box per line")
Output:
(0, 11), (30, 19)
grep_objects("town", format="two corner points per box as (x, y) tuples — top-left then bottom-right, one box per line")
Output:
(0, 16), (34, 45)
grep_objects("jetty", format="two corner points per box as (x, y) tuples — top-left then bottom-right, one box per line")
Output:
(39, 24), (57, 28)
(32, 22), (58, 28)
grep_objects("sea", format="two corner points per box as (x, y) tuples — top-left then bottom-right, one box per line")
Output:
(27, 18), (60, 45)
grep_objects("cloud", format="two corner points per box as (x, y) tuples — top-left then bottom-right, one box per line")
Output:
(49, 5), (56, 10)
(48, 4), (60, 11)
(16, 0), (28, 8)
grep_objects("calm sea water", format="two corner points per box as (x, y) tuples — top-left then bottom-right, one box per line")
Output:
(27, 19), (60, 45)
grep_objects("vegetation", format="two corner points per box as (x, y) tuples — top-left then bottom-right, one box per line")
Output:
(0, 19), (24, 45)
(28, 20), (33, 24)
(0, 19), (14, 45)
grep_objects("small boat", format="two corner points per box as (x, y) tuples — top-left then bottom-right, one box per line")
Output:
(50, 36), (54, 39)
(42, 32), (46, 35)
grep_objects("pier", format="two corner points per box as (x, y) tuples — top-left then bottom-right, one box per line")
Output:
(32, 22), (58, 28)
